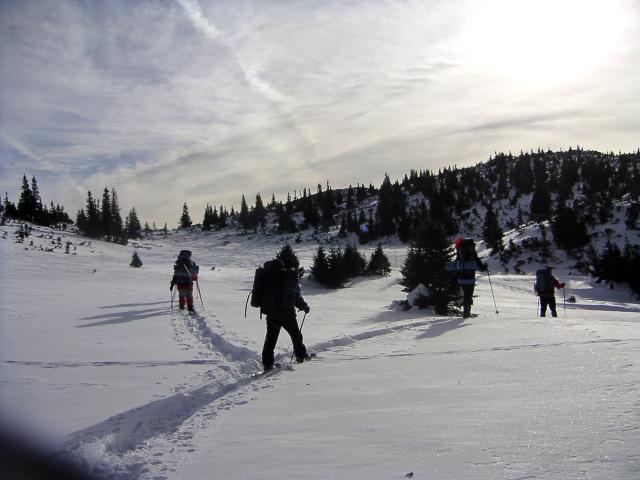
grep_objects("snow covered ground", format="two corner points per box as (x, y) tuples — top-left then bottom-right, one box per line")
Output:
(1, 222), (639, 479)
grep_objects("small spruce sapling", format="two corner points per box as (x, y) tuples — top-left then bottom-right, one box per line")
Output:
(130, 251), (143, 268)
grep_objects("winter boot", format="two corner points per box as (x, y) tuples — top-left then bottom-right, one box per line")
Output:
(296, 353), (316, 363)
(463, 304), (471, 318)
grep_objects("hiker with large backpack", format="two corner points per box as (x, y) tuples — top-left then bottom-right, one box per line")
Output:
(535, 266), (565, 317)
(453, 237), (488, 318)
(170, 250), (200, 315)
(251, 257), (312, 371)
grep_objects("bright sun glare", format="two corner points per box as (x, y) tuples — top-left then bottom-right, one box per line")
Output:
(462, 0), (629, 86)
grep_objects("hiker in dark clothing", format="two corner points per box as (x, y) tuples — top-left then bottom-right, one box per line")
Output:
(260, 259), (311, 370)
(170, 250), (199, 314)
(535, 266), (565, 317)
(454, 237), (488, 318)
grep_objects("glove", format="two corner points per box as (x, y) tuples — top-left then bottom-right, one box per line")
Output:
(170, 281), (175, 291)
(304, 305), (310, 314)
(559, 282), (566, 289)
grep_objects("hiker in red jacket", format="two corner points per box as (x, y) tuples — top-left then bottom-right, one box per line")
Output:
(170, 250), (199, 314)
(535, 266), (565, 317)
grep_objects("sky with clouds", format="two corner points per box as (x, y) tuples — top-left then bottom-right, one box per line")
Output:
(1, 0), (639, 226)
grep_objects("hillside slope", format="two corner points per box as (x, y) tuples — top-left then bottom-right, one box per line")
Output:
(0, 222), (639, 479)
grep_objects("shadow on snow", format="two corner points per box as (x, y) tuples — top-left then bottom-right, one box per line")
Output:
(76, 307), (167, 328)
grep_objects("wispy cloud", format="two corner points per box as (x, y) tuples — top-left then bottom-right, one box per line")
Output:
(1, 0), (638, 225)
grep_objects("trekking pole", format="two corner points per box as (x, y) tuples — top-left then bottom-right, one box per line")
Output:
(182, 262), (204, 310)
(170, 286), (175, 311)
(195, 280), (204, 309)
(290, 311), (308, 364)
(563, 287), (566, 318)
(244, 291), (251, 318)
(486, 269), (499, 315)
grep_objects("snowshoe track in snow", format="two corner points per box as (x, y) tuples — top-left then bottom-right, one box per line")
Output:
(60, 315), (447, 478)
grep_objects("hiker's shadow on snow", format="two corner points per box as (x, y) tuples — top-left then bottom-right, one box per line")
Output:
(363, 306), (429, 324)
(98, 301), (168, 309)
(568, 302), (640, 314)
(77, 307), (166, 328)
(415, 318), (468, 339)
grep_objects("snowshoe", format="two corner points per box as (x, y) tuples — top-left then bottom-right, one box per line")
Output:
(296, 352), (316, 363)
(252, 362), (283, 378)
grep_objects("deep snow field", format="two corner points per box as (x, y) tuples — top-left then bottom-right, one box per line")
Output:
(1, 222), (639, 480)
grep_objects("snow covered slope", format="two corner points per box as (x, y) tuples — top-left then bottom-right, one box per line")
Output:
(1, 222), (639, 479)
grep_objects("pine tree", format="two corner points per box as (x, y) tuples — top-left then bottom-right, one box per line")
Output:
(377, 174), (396, 236)
(239, 195), (251, 229)
(125, 207), (142, 239)
(623, 243), (640, 295)
(276, 243), (303, 278)
(218, 205), (228, 228)
(482, 203), (504, 252)
(311, 246), (330, 286)
(343, 244), (366, 278)
(626, 201), (640, 230)
(400, 217), (457, 314)
(367, 244), (391, 276)
(130, 251), (143, 268)
(338, 214), (347, 238)
(76, 209), (87, 234)
(110, 189), (124, 242)
(180, 203), (192, 229)
(346, 185), (355, 210)
(551, 201), (589, 251)
(100, 188), (113, 240)
(594, 240), (625, 283)
(17, 175), (34, 222)
(30, 176), (43, 223)
(253, 193), (267, 229)
(320, 184), (336, 230)
(83, 191), (101, 238)
(202, 204), (214, 231)
(3, 193), (17, 218)
(326, 247), (346, 288)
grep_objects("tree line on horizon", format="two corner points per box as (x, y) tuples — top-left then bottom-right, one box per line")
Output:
(3, 147), (640, 301)
(1, 175), (72, 228)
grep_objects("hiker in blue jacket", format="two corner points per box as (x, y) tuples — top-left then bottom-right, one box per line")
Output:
(454, 237), (488, 318)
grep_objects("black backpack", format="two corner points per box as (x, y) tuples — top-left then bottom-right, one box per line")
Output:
(535, 268), (552, 294)
(457, 238), (477, 262)
(250, 259), (285, 314)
